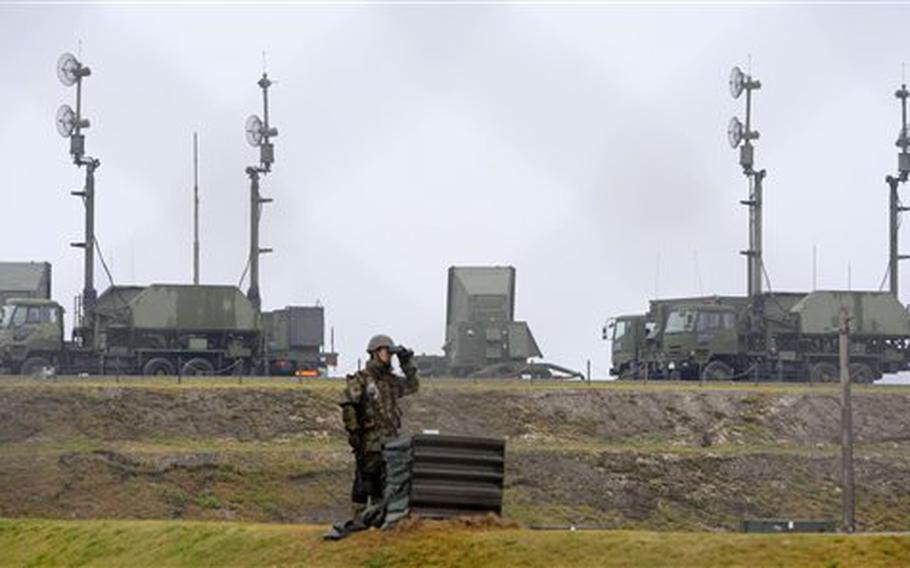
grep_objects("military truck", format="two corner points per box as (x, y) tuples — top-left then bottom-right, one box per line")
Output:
(0, 280), (338, 377)
(605, 291), (910, 383)
(263, 305), (336, 376)
(0, 284), (261, 376)
(416, 266), (581, 378)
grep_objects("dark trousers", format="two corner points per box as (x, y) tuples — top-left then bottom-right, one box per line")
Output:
(351, 450), (384, 506)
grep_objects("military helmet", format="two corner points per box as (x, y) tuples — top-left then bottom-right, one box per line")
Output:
(366, 334), (396, 354)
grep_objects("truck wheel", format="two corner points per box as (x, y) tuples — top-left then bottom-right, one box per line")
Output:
(20, 356), (50, 376)
(619, 367), (638, 380)
(143, 358), (175, 376)
(849, 362), (878, 384)
(809, 361), (838, 383)
(181, 358), (214, 376)
(701, 360), (734, 381)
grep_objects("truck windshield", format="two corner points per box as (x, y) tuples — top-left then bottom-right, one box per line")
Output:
(613, 320), (629, 340)
(0, 305), (9, 327)
(696, 311), (736, 332)
(665, 310), (696, 334)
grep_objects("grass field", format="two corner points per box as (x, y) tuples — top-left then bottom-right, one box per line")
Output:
(1, 518), (909, 567)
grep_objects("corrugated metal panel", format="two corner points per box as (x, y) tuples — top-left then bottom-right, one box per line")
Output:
(287, 306), (324, 348)
(0, 262), (51, 304)
(409, 434), (505, 518)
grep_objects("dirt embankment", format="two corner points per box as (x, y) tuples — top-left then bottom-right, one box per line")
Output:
(3, 384), (910, 446)
(2, 382), (910, 530)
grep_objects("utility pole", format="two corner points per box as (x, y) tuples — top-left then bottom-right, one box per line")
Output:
(55, 52), (97, 347)
(839, 307), (855, 533)
(244, 72), (278, 312)
(193, 132), (200, 286)
(728, 65), (765, 298)
(887, 83), (910, 299)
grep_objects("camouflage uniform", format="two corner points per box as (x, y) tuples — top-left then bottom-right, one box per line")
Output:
(341, 356), (419, 520)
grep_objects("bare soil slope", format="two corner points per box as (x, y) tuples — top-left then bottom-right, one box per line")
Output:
(2, 379), (909, 530)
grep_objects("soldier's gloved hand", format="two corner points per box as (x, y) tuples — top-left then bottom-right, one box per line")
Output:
(397, 347), (414, 366)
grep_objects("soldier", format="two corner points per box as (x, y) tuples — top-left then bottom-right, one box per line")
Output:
(324, 334), (419, 540)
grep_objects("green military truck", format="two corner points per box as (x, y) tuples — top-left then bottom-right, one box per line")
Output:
(0, 282), (336, 377)
(605, 291), (910, 383)
(262, 305), (336, 377)
(0, 284), (261, 376)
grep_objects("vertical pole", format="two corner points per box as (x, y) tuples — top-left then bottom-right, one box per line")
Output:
(753, 170), (764, 296)
(813, 244), (818, 290)
(193, 132), (200, 286)
(839, 307), (855, 533)
(82, 159), (97, 344)
(746, 174), (754, 297)
(889, 176), (900, 297)
(655, 252), (660, 300)
(193, 134), (200, 285)
(247, 168), (261, 311)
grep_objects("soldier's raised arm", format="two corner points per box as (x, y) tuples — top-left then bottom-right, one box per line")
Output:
(395, 348), (419, 397)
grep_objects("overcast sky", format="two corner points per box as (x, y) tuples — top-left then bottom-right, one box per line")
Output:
(1, 2), (909, 376)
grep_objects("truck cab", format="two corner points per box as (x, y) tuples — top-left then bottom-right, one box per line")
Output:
(605, 315), (645, 379)
(0, 298), (64, 374)
(661, 304), (739, 379)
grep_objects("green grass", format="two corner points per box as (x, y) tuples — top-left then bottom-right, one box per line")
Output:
(0, 518), (908, 567)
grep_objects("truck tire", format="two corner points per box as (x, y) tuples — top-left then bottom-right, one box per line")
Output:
(20, 356), (50, 376)
(619, 367), (638, 380)
(181, 358), (214, 376)
(701, 360), (734, 381)
(143, 357), (176, 376)
(849, 362), (878, 384)
(809, 361), (838, 383)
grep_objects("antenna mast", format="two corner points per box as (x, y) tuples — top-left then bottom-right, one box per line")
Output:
(887, 82), (910, 300)
(193, 132), (200, 285)
(55, 51), (98, 347)
(244, 71), (278, 311)
(727, 64), (765, 298)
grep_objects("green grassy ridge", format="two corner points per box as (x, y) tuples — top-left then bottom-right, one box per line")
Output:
(1, 518), (909, 567)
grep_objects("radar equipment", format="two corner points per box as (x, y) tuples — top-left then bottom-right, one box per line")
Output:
(244, 71), (278, 313)
(56, 51), (99, 347)
(728, 64), (765, 298)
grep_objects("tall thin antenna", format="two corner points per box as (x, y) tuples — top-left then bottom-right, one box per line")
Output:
(262, 50), (267, 75)
(812, 244), (818, 290)
(693, 250), (704, 296)
(847, 261), (852, 291)
(193, 131), (200, 286)
(728, 61), (764, 298)
(655, 252), (661, 300)
(244, 68), (278, 311)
